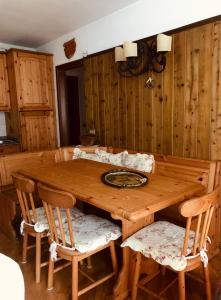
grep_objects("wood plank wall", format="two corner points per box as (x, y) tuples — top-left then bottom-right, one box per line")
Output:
(84, 20), (221, 160)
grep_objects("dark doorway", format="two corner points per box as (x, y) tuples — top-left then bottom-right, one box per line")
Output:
(66, 76), (80, 145)
(56, 60), (86, 147)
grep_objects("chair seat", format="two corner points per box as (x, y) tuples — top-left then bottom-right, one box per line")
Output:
(23, 207), (85, 233)
(121, 221), (196, 271)
(59, 214), (121, 253)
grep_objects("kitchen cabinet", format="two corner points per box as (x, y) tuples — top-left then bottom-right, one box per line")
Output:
(0, 53), (10, 111)
(20, 110), (56, 151)
(0, 144), (20, 155)
(5, 49), (57, 151)
(7, 50), (54, 110)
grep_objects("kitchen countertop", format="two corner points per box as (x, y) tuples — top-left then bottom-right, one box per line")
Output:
(0, 136), (19, 146)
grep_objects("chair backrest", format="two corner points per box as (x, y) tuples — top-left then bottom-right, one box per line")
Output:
(12, 173), (37, 224)
(179, 187), (219, 257)
(37, 183), (76, 248)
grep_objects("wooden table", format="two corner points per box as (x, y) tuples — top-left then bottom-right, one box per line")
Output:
(19, 159), (204, 299)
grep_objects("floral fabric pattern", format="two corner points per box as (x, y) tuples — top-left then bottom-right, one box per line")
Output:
(121, 221), (195, 271)
(56, 214), (121, 253)
(122, 152), (154, 173)
(73, 148), (154, 173)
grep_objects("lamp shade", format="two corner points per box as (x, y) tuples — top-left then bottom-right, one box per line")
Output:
(157, 34), (172, 52)
(123, 41), (137, 57)
(115, 47), (126, 62)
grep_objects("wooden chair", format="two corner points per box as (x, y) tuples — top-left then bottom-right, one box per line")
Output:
(37, 183), (121, 300)
(12, 173), (85, 283)
(12, 173), (49, 283)
(121, 188), (219, 300)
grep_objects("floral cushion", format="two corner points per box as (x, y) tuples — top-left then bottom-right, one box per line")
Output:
(53, 214), (121, 254)
(73, 148), (100, 162)
(121, 221), (196, 271)
(73, 148), (124, 165)
(73, 148), (154, 173)
(93, 149), (125, 166)
(21, 206), (85, 233)
(122, 152), (154, 173)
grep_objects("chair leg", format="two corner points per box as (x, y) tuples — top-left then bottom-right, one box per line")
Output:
(72, 257), (79, 300)
(161, 266), (166, 276)
(21, 232), (28, 263)
(110, 241), (118, 274)
(35, 233), (41, 283)
(86, 257), (92, 269)
(178, 271), (185, 300)
(79, 260), (84, 266)
(131, 252), (142, 300)
(47, 257), (55, 290)
(79, 257), (92, 268)
(203, 265), (212, 300)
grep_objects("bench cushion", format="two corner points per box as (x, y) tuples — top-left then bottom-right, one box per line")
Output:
(73, 148), (154, 173)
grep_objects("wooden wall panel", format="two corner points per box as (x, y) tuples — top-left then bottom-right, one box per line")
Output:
(162, 47), (173, 155)
(97, 54), (105, 144)
(135, 75), (143, 151)
(119, 75), (127, 147)
(111, 52), (119, 147)
(91, 56), (100, 140)
(211, 21), (221, 160)
(84, 20), (221, 160)
(142, 74), (153, 152)
(152, 72), (163, 153)
(197, 24), (212, 159)
(184, 27), (199, 158)
(173, 31), (186, 157)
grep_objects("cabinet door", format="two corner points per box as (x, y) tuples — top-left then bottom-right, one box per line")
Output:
(20, 110), (57, 151)
(0, 54), (10, 110)
(15, 52), (54, 110)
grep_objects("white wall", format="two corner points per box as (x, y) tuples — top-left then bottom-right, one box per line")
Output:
(0, 113), (6, 136)
(0, 42), (35, 52)
(38, 0), (221, 67)
(0, 42), (36, 136)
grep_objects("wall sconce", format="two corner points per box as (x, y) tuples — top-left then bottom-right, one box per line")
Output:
(115, 33), (172, 77)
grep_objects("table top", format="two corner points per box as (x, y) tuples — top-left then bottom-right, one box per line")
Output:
(19, 159), (204, 221)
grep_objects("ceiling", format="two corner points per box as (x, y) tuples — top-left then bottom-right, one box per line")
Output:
(0, 0), (139, 48)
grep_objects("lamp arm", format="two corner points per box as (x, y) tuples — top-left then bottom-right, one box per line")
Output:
(116, 38), (169, 76)
(152, 52), (166, 73)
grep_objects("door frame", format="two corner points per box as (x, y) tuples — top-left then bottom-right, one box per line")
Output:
(56, 59), (83, 146)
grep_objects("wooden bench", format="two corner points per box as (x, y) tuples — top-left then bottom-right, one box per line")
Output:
(0, 150), (58, 239)
(152, 151), (219, 253)
(154, 154), (220, 257)
(112, 148), (218, 191)
(112, 148), (220, 257)
(154, 154), (217, 192)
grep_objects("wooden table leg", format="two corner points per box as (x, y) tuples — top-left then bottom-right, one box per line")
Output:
(113, 246), (131, 300)
(112, 214), (154, 300)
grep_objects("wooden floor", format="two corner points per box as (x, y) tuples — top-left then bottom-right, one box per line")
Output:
(0, 231), (221, 300)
